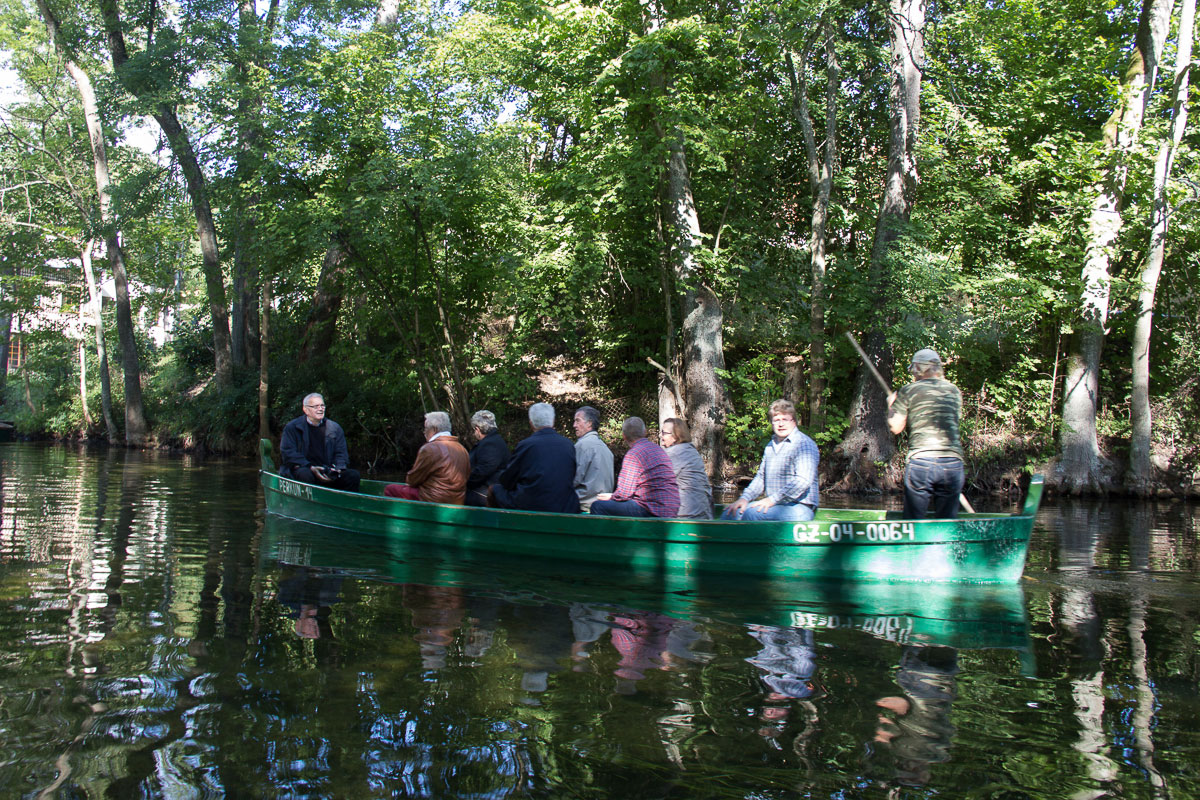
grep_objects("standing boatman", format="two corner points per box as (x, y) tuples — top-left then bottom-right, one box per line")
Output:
(887, 349), (964, 519)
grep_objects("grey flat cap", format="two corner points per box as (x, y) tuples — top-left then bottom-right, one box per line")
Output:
(911, 348), (942, 366)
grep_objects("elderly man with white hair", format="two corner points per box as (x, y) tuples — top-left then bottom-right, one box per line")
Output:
(465, 410), (510, 507)
(887, 348), (964, 519)
(279, 392), (361, 491)
(490, 403), (580, 513)
(572, 405), (614, 511)
(384, 411), (470, 504)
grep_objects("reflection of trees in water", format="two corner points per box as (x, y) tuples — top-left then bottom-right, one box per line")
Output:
(1128, 595), (1167, 796)
(1048, 499), (1176, 800)
(10, 454), (1200, 799)
(29, 446), (113, 798)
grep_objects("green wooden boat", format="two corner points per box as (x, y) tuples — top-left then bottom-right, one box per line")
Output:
(263, 513), (1033, 654)
(260, 439), (1043, 584)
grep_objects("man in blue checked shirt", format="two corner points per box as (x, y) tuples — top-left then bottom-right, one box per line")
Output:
(722, 399), (820, 522)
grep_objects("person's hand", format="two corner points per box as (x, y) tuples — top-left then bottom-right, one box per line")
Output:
(311, 466), (331, 483)
(595, 492), (613, 502)
(887, 391), (897, 408)
(728, 497), (749, 516)
(749, 496), (776, 512)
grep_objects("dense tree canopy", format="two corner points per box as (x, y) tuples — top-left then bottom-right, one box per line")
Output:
(1, 0), (1198, 494)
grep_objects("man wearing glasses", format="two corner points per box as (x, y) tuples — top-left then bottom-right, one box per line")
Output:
(279, 393), (361, 491)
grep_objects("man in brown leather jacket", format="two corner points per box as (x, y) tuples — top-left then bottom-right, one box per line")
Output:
(384, 411), (470, 504)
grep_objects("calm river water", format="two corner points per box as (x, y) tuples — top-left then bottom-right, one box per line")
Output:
(0, 442), (1198, 799)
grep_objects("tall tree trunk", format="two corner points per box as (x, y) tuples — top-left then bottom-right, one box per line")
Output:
(231, 247), (248, 367)
(667, 138), (730, 479)
(78, 339), (93, 429)
(230, 0), (276, 371)
(1059, 0), (1172, 493)
(654, 205), (686, 427)
(259, 278), (271, 440)
(787, 21), (839, 433)
(406, 202), (473, 429)
(24, 369), (38, 415)
(643, 0), (729, 477)
(81, 240), (118, 440)
(838, 0), (926, 474)
(1129, 0), (1194, 495)
(38, 0), (148, 443)
(0, 310), (9, 402)
(243, 272), (260, 370)
(98, 0), (234, 389)
(298, 241), (348, 364)
(292, 0), (394, 369)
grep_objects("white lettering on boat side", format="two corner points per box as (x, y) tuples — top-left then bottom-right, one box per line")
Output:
(279, 478), (313, 501)
(788, 612), (914, 644)
(791, 521), (915, 544)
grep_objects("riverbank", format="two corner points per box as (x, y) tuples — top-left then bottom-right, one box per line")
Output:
(11, 422), (1197, 502)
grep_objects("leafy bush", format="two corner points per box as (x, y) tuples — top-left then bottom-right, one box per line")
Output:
(718, 353), (785, 467)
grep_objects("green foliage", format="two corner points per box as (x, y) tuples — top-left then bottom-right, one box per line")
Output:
(3, 0), (1199, 484)
(149, 366), (261, 452)
(717, 353), (784, 466)
(3, 333), (79, 435)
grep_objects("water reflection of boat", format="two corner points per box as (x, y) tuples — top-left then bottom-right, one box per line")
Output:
(261, 514), (1032, 654)
(259, 440), (1043, 584)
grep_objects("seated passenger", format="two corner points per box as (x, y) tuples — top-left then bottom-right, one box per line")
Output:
(660, 417), (713, 519)
(572, 406), (614, 512)
(279, 392), (361, 491)
(384, 411), (470, 504)
(722, 399), (819, 522)
(465, 410), (510, 507)
(490, 402), (580, 513)
(590, 417), (680, 518)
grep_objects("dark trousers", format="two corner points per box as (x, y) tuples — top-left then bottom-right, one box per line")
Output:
(903, 457), (964, 519)
(464, 488), (489, 507)
(589, 498), (654, 518)
(293, 466), (361, 492)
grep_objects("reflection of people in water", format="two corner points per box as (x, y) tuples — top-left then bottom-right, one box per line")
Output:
(463, 596), (505, 661)
(745, 625), (818, 741)
(611, 612), (676, 695)
(570, 603), (612, 671)
(872, 645), (958, 787)
(276, 566), (345, 640)
(403, 584), (467, 670)
(505, 602), (575, 696)
(572, 606), (711, 694)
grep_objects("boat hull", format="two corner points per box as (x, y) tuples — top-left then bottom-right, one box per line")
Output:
(260, 447), (1038, 584)
(263, 513), (1033, 653)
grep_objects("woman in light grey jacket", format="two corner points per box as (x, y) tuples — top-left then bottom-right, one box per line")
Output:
(660, 418), (714, 519)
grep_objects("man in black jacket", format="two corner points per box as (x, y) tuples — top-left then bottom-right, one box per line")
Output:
(465, 410), (510, 507)
(279, 393), (361, 491)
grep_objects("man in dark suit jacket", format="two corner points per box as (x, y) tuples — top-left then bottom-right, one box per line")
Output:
(279, 393), (361, 491)
(465, 409), (510, 507)
(490, 403), (580, 513)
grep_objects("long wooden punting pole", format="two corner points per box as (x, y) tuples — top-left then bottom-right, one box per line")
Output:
(843, 332), (976, 514)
